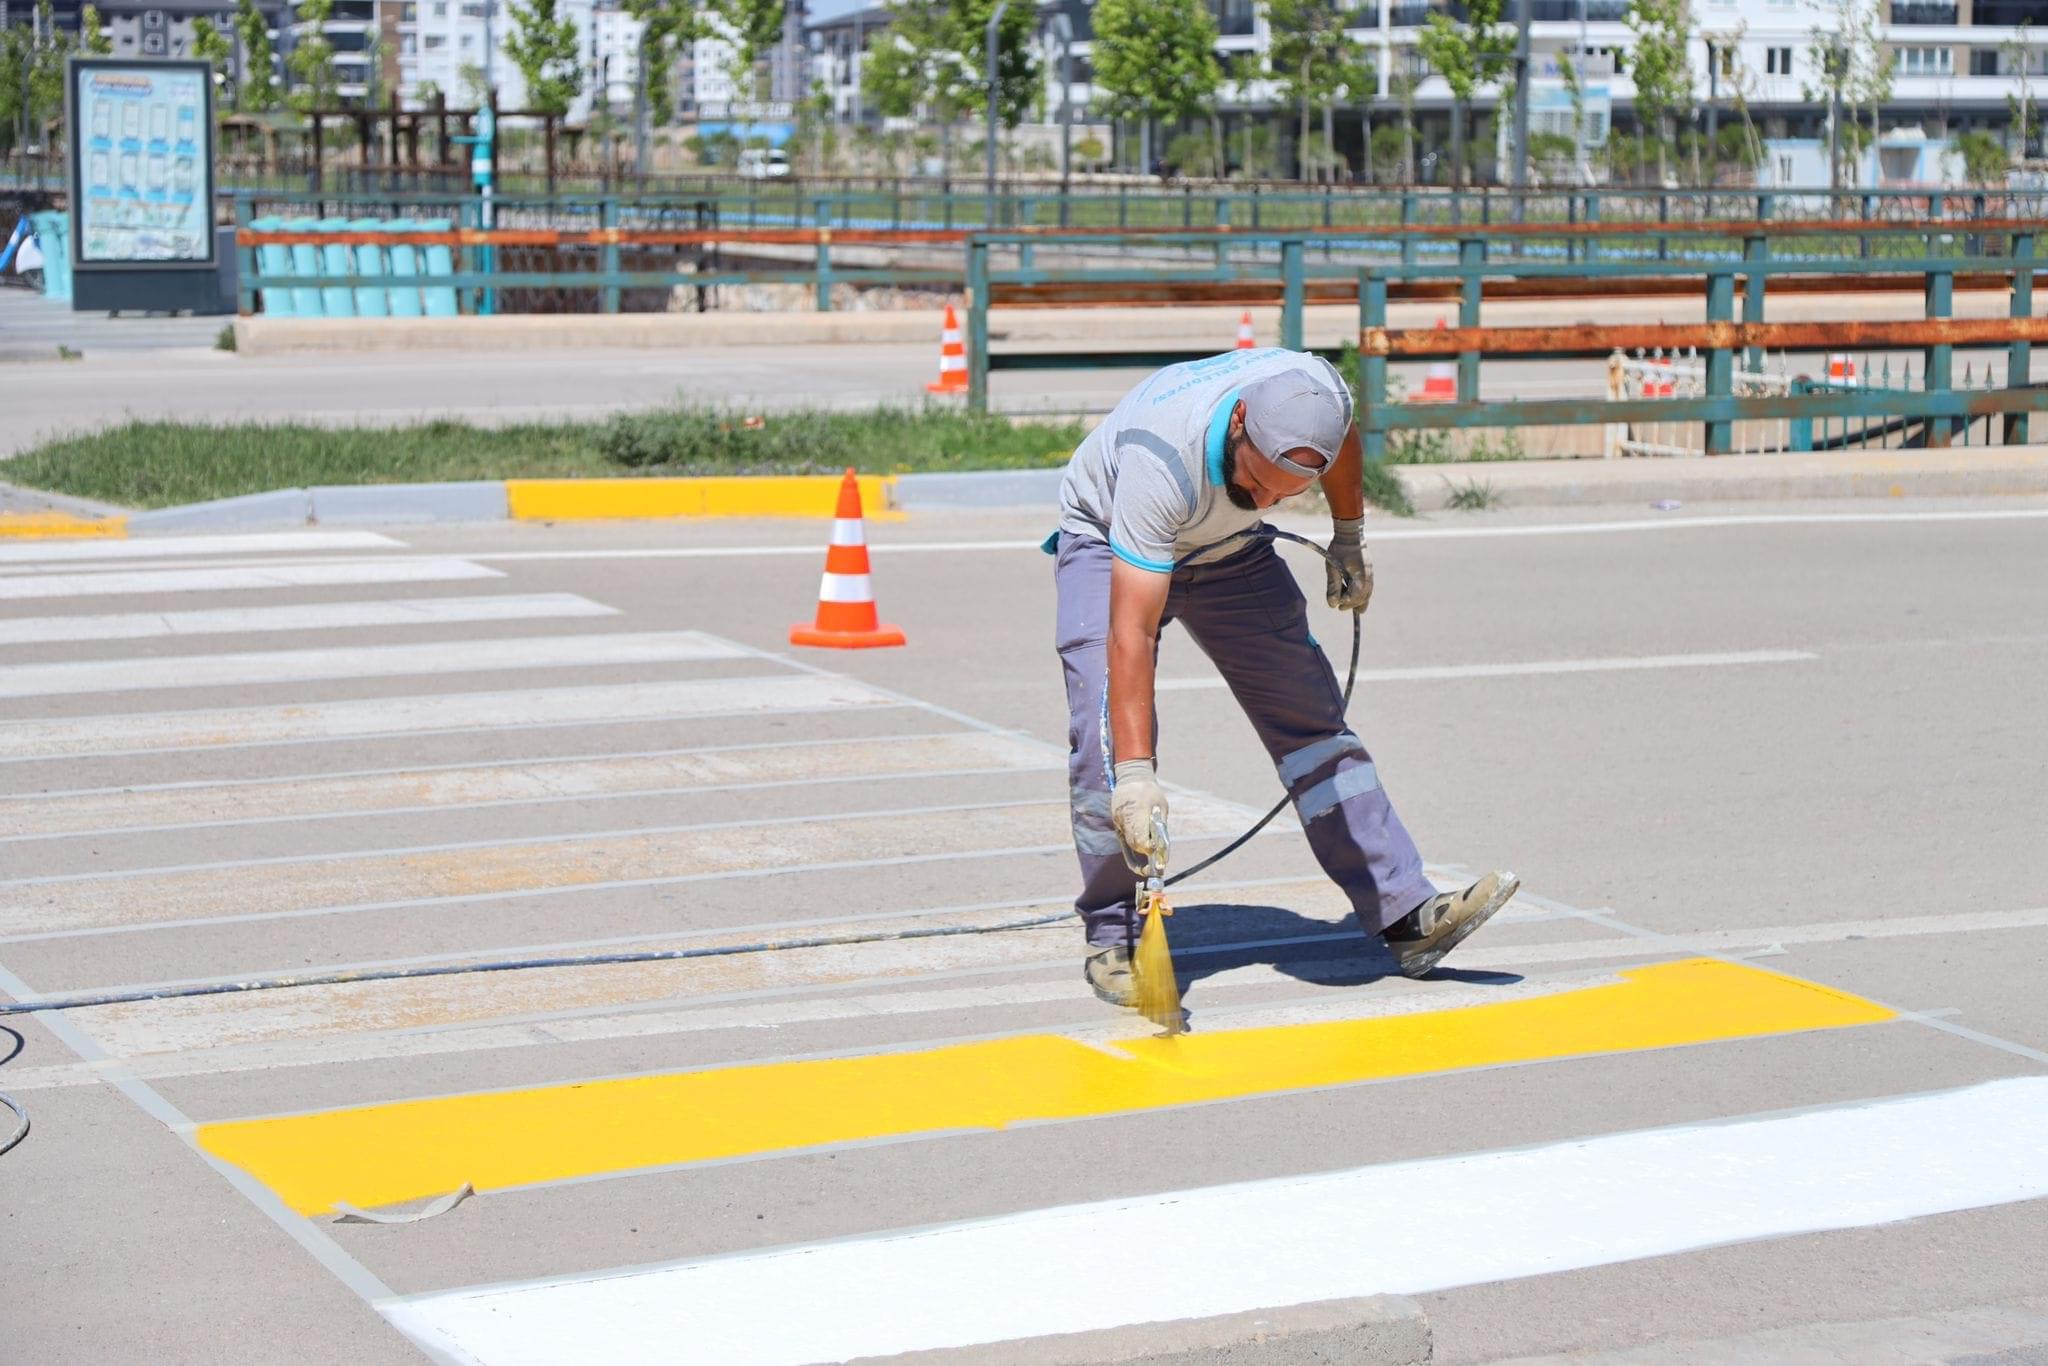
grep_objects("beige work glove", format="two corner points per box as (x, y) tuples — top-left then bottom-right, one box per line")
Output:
(1326, 517), (1374, 613)
(1110, 758), (1168, 857)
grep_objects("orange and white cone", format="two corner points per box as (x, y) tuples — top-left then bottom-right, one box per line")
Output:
(1416, 316), (1456, 401)
(790, 470), (906, 650)
(1827, 353), (1858, 386)
(926, 303), (968, 393)
(1235, 310), (1256, 349)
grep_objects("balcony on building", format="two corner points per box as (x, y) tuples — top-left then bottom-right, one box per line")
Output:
(1531, 0), (1629, 18)
(1971, 0), (2048, 24)
(1391, 0), (1467, 24)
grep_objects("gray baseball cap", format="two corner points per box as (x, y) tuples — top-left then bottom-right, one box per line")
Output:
(1241, 367), (1350, 477)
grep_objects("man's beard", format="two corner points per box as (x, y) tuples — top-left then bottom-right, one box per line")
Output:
(1219, 431), (1260, 511)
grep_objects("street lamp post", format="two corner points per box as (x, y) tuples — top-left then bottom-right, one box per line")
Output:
(986, 0), (1008, 214)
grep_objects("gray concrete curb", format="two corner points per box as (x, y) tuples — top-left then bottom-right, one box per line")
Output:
(1404, 447), (2048, 511)
(894, 469), (1066, 509)
(851, 1296), (1431, 1365)
(124, 481), (508, 533)
(0, 479), (131, 520)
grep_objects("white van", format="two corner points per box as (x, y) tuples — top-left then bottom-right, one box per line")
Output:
(737, 148), (791, 179)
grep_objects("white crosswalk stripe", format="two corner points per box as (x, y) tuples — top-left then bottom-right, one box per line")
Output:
(0, 530), (403, 565)
(0, 557), (503, 600)
(0, 593), (616, 646)
(0, 629), (745, 698)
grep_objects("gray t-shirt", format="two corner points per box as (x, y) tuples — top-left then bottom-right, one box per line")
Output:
(1055, 348), (1352, 572)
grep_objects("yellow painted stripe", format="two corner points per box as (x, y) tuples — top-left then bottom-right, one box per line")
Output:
(504, 476), (900, 521)
(196, 959), (1894, 1215)
(0, 512), (128, 540)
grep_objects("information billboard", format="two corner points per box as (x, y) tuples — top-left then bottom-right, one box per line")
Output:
(67, 58), (216, 267)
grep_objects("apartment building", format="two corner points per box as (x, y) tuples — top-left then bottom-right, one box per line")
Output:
(802, 0), (2048, 179)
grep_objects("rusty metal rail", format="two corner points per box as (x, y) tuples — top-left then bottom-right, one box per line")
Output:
(1353, 234), (2047, 457)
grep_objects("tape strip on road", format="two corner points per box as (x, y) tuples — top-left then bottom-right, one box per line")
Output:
(195, 959), (1892, 1216)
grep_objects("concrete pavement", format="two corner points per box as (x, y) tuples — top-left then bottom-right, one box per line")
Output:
(2, 498), (2046, 1363)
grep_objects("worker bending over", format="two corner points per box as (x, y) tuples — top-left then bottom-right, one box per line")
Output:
(1049, 347), (1519, 1006)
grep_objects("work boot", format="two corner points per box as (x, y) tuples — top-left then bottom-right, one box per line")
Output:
(1384, 871), (1521, 979)
(1084, 944), (1135, 1007)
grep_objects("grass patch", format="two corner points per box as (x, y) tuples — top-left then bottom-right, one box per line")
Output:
(4, 407), (1091, 509)
(1441, 477), (1503, 511)
(215, 324), (238, 352)
(1358, 459), (1415, 518)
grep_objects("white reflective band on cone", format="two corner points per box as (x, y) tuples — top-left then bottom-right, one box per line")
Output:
(830, 519), (867, 547)
(817, 573), (875, 604)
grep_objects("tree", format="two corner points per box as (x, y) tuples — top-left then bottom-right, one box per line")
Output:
(505, 0), (583, 115)
(862, 0), (1035, 175)
(16, 1), (75, 149)
(622, 0), (688, 127)
(1951, 128), (2009, 183)
(1416, 0), (1514, 189)
(234, 0), (282, 112)
(286, 0), (338, 115)
(1804, 0), (1886, 186)
(1623, 0), (1692, 186)
(1264, 0), (1370, 181)
(1091, 0), (1223, 175)
(863, 0), (969, 170)
(190, 16), (235, 108)
(80, 4), (113, 55)
(1556, 51), (1587, 180)
(2001, 23), (2035, 161)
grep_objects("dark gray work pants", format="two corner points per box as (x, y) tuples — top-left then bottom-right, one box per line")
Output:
(1053, 531), (1436, 949)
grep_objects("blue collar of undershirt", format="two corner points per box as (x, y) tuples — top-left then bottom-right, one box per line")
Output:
(1205, 386), (1242, 486)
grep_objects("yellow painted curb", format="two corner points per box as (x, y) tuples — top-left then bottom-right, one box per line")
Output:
(0, 512), (129, 540)
(505, 475), (901, 522)
(198, 959), (1894, 1216)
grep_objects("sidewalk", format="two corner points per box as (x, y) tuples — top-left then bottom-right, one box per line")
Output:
(10, 447), (2048, 538)
(1399, 446), (2048, 510)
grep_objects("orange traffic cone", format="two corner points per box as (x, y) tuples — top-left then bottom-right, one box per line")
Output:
(1235, 310), (1256, 349)
(1416, 317), (1456, 402)
(1827, 353), (1858, 386)
(926, 304), (968, 393)
(790, 470), (906, 650)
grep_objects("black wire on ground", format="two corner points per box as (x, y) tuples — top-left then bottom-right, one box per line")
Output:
(0, 529), (1361, 1022)
(1, 1026), (29, 1158)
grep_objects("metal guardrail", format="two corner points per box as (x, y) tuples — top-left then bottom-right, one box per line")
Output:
(205, 182), (2048, 236)
(958, 220), (2047, 410)
(1356, 230), (2046, 455)
(235, 211), (2035, 321)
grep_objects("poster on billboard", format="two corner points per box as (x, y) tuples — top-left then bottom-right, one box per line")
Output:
(67, 58), (216, 268)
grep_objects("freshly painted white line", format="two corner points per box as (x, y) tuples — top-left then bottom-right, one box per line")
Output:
(1157, 648), (1816, 690)
(0, 593), (615, 646)
(385, 1078), (2048, 1366)
(0, 557), (500, 601)
(0, 674), (897, 763)
(0, 530), (401, 565)
(449, 507), (2048, 565)
(0, 629), (745, 700)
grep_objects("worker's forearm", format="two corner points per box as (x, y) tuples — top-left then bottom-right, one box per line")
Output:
(1107, 622), (1157, 764)
(1320, 426), (1366, 522)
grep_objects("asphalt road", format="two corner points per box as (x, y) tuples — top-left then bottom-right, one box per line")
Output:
(3, 497), (2047, 1363)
